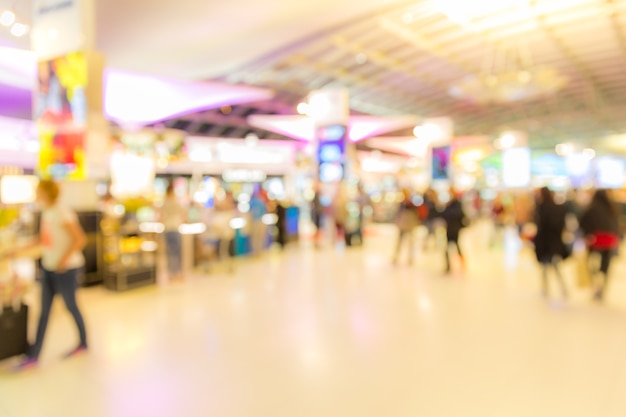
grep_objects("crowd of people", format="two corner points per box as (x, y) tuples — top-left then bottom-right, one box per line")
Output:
(2, 177), (624, 373)
(376, 186), (624, 301)
(533, 187), (622, 301)
(389, 187), (469, 273)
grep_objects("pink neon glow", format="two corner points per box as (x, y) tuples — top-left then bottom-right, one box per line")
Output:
(248, 115), (316, 141)
(104, 70), (274, 125)
(249, 114), (418, 142)
(348, 116), (418, 142)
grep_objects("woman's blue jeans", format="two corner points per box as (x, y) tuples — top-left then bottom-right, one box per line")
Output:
(29, 267), (88, 359)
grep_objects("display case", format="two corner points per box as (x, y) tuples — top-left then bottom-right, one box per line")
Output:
(100, 215), (158, 291)
(77, 211), (103, 286)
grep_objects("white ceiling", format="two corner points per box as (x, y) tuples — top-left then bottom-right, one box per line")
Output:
(0, 0), (402, 79)
(3, 0), (626, 147)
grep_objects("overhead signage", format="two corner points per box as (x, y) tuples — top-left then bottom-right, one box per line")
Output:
(32, 0), (85, 60)
(36, 0), (74, 16)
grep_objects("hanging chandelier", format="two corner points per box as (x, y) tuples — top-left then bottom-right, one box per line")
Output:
(436, 2), (569, 105)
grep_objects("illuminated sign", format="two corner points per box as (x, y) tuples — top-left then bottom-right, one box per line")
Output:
(502, 147), (531, 188)
(222, 169), (267, 183)
(319, 163), (344, 183)
(596, 157), (625, 189)
(0, 175), (38, 204)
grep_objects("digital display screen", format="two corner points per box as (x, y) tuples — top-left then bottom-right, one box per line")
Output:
(319, 144), (343, 163)
(319, 162), (344, 183)
(431, 146), (450, 180)
(318, 125), (346, 142)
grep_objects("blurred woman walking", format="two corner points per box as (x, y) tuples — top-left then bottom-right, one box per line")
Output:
(580, 189), (621, 301)
(533, 187), (569, 299)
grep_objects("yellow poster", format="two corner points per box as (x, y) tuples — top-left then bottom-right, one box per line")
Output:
(36, 52), (88, 180)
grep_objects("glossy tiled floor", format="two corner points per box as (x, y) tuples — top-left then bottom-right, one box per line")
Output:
(2, 223), (626, 417)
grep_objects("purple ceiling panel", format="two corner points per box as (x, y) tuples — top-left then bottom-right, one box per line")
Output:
(0, 84), (32, 120)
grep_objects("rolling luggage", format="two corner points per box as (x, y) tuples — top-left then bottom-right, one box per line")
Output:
(0, 304), (29, 361)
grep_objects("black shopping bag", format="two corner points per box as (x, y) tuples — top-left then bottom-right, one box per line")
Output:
(0, 304), (28, 361)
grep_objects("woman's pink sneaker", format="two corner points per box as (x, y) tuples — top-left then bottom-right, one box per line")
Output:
(64, 345), (88, 359)
(12, 358), (38, 372)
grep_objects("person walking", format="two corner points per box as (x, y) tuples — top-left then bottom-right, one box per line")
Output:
(249, 189), (268, 256)
(422, 188), (439, 251)
(442, 189), (467, 274)
(393, 190), (420, 265)
(533, 187), (569, 299)
(160, 183), (186, 282)
(579, 189), (621, 301)
(214, 192), (237, 270)
(332, 185), (351, 247)
(311, 184), (325, 248)
(490, 194), (507, 247)
(14, 179), (88, 370)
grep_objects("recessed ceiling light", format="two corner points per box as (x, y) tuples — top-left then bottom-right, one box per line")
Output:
(0, 10), (15, 27)
(499, 134), (516, 148)
(297, 102), (309, 115)
(555, 143), (574, 156)
(10, 23), (29, 37)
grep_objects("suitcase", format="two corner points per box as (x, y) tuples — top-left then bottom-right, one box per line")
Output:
(0, 304), (29, 361)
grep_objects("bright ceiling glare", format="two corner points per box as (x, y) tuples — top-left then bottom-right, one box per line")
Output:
(245, 133), (259, 147)
(10, 23), (29, 37)
(555, 143), (574, 156)
(433, 0), (529, 24)
(0, 10), (15, 27)
(297, 102), (309, 116)
(498, 134), (516, 149)
(402, 13), (414, 24)
(583, 148), (596, 160)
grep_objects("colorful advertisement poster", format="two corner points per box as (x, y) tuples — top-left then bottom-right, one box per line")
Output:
(431, 146), (451, 180)
(36, 52), (87, 179)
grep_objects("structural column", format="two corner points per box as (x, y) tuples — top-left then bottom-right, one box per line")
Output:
(32, 0), (109, 183)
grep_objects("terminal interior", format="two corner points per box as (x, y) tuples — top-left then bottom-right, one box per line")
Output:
(2, 1), (626, 416)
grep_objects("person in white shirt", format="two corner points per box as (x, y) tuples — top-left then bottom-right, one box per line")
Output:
(14, 179), (88, 371)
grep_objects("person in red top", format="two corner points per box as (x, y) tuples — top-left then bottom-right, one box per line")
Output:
(580, 189), (621, 301)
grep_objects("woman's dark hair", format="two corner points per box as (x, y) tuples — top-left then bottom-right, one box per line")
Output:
(539, 187), (554, 205)
(591, 189), (617, 218)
